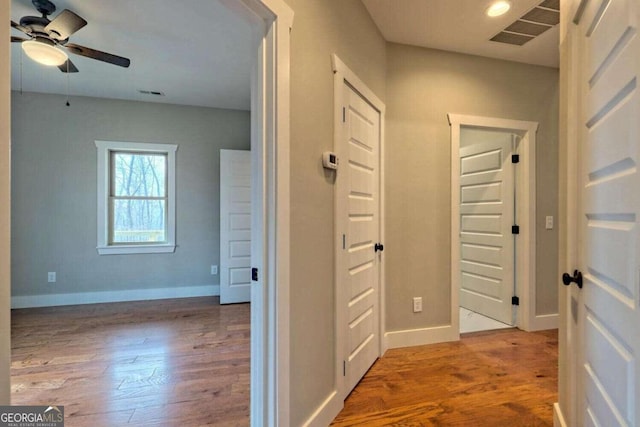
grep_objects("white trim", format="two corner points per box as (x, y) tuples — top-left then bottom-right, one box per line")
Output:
(300, 391), (343, 427)
(331, 55), (385, 112)
(235, 1), (293, 426)
(332, 54), (386, 403)
(11, 285), (219, 309)
(95, 140), (178, 255)
(385, 325), (458, 349)
(531, 313), (559, 331)
(553, 402), (568, 427)
(448, 114), (541, 333)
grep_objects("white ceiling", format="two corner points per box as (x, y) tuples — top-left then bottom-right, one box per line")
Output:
(10, 0), (254, 110)
(362, 0), (560, 68)
(10, 1), (559, 110)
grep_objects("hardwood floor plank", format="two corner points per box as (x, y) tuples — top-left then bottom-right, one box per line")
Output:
(11, 297), (250, 426)
(332, 328), (558, 426)
(13, 298), (557, 426)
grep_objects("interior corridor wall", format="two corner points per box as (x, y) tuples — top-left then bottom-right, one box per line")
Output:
(282, 0), (386, 424)
(385, 43), (559, 333)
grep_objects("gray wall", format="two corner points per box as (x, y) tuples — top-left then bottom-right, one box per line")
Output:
(284, 0), (387, 424)
(384, 43), (559, 333)
(11, 92), (250, 298)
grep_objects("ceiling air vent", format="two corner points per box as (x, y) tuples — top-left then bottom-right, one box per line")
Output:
(505, 20), (551, 36)
(490, 0), (560, 46)
(521, 7), (560, 25)
(490, 32), (534, 46)
(539, 0), (560, 11)
(138, 90), (165, 96)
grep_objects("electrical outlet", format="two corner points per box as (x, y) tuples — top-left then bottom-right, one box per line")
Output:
(211, 265), (218, 275)
(545, 216), (554, 230)
(413, 297), (422, 313)
(47, 272), (56, 283)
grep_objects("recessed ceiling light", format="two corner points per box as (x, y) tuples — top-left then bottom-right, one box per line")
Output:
(486, 1), (512, 17)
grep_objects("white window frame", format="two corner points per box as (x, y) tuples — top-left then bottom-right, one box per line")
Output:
(95, 140), (178, 255)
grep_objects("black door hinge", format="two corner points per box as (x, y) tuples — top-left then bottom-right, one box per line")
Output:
(512, 154), (520, 163)
(343, 360), (346, 376)
(512, 225), (520, 235)
(342, 107), (346, 123)
(374, 243), (384, 252)
(512, 296), (520, 306)
(251, 268), (258, 282)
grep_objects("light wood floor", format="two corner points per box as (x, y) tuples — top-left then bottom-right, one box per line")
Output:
(11, 297), (250, 426)
(12, 299), (557, 426)
(332, 328), (558, 426)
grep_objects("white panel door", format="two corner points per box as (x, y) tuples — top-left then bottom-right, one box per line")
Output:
(220, 149), (251, 304)
(338, 83), (381, 394)
(459, 138), (514, 325)
(574, 0), (640, 425)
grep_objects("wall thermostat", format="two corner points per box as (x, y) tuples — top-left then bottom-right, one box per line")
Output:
(323, 151), (339, 170)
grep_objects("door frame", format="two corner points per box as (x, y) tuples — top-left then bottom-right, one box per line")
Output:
(448, 114), (543, 333)
(232, 0), (293, 425)
(332, 54), (386, 402)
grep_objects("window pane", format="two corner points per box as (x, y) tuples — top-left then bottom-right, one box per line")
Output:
(112, 152), (166, 197)
(112, 199), (166, 243)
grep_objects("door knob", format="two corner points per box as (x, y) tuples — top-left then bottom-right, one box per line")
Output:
(562, 270), (583, 289)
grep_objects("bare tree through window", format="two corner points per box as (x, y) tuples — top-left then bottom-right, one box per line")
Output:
(109, 151), (167, 244)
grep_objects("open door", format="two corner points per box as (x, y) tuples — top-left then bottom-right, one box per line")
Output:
(220, 149), (251, 304)
(459, 134), (515, 325)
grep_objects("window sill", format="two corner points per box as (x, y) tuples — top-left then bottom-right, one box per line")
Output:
(97, 244), (176, 255)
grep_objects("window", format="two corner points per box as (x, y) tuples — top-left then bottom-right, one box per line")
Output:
(96, 141), (178, 255)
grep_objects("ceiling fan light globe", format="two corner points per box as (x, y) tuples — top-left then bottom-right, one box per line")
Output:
(22, 40), (68, 66)
(486, 0), (511, 17)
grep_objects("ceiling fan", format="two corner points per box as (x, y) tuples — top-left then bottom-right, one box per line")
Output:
(10, 0), (131, 73)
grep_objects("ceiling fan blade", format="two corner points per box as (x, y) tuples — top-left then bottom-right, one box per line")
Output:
(44, 9), (87, 40)
(64, 43), (130, 68)
(11, 20), (31, 35)
(58, 59), (79, 73)
(11, 36), (29, 43)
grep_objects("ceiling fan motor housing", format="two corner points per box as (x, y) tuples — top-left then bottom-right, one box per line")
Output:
(32, 0), (56, 17)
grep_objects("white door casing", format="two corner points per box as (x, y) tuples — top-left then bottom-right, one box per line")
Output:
(571, 0), (640, 425)
(225, 0), (292, 425)
(333, 54), (385, 402)
(459, 136), (515, 325)
(220, 149), (252, 304)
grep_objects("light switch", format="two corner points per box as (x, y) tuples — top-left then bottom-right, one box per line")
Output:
(545, 216), (553, 230)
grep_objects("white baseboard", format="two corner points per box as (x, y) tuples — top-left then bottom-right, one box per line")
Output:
(301, 390), (343, 427)
(553, 402), (567, 427)
(530, 313), (559, 331)
(11, 285), (220, 309)
(385, 325), (458, 349)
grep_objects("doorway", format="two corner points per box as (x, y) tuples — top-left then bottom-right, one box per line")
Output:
(449, 114), (538, 334)
(4, 0), (293, 425)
